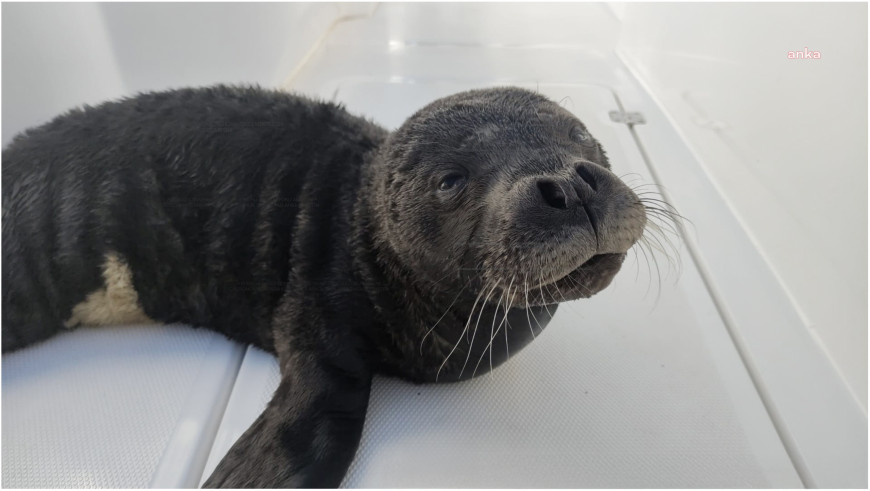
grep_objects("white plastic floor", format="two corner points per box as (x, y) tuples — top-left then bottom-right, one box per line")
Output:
(2, 4), (866, 488)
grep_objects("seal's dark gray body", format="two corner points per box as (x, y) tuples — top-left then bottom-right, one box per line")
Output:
(2, 86), (647, 487)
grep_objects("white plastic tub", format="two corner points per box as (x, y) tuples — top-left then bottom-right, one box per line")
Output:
(2, 3), (866, 488)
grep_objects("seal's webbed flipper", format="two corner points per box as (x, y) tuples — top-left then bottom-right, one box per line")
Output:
(203, 351), (372, 488)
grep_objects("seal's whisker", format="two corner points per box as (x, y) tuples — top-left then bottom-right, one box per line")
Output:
(643, 206), (689, 234)
(639, 198), (690, 227)
(472, 291), (512, 379)
(464, 262), (487, 344)
(539, 254), (592, 302)
(643, 215), (684, 243)
(641, 222), (678, 270)
(488, 289), (505, 378)
(538, 268), (551, 305)
(419, 275), (474, 355)
(526, 262), (553, 333)
(647, 218), (685, 263)
(427, 269), (463, 290)
(523, 276), (540, 339)
(634, 235), (655, 299)
(617, 172), (645, 182)
(503, 277), (517, 363)
(437, 280), (490, 381)
(631, 184), (670, 196)
(642, 203), (682, 227)
(536, 268), (565, 316)
(644, 236), (664, 304)
(503, 293), (510, 362)
(549, 270), (572, 303)
(470, 277), (515, 379)
(551, 276), (587, 317)
(627, 183), (663, 194)
(556, 272), (598, 319)
(633, 185), (678, 204)
(563, 271), (594, 299)
(655, 234), (682, 279)
(621, 187), (686, 296)
(641, 212), (683, 279)
(637, 236), (665, 304)
(426, 255), (481, 290)
(629, 243), (642, 282)
(639, 196), (681, 214)
(472, 278), (508, 379)
(635, 191), (677, 206)
(637, 236), (659, 295)
(630, 179), (677, 197)
(491, 276), (515, 375)
(458, 281), (500, 379)
(644, 219), (682, 258)
(537, 266), (556, 301)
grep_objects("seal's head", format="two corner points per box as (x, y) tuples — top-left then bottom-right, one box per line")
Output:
(365, 87), (651, 381)
(372, 87), (646, 308)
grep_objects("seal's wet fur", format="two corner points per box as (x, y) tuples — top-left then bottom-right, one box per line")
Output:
(2, 85), (647, 487)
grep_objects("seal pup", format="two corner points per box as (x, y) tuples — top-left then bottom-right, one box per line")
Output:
(2, 86), (653, 487)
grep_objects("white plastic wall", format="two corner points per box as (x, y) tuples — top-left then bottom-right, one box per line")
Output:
(2, 3), (126, 146)
(2, 2), (366, 146)
(613, 2), (868, 408)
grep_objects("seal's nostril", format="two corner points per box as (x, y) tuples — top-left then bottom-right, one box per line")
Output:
(537, 179), (568, 209)
(575, 164), (598, 191)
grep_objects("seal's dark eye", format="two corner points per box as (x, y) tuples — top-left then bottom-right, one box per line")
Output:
(438, 173), (467, 192)
(570, 126), (594, 146)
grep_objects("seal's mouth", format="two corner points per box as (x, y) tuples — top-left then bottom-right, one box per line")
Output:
(539, 253), (615, 288)
(577, 253), (610, 270)
(519, 252), (627, 306)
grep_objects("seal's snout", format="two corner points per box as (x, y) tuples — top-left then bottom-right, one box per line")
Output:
(530, 160), (613, 238)
(535, 161), (601, 210)
(486, 154), (646, 305)
(574, 161), (600, 192)
(536, 179), (571, 209)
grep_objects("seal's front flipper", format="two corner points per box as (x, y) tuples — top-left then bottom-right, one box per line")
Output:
(203, 353), (372, 488)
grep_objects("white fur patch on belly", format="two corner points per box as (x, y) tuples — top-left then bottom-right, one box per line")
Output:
(64, 252), (156, 328)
